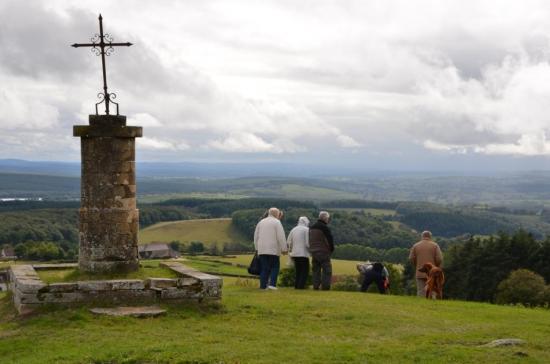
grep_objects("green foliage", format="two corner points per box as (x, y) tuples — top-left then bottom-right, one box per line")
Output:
(139, 206), (195, 227)
(496, 269), (548, 307)
(187, 241), (205, 254)
(332, 275), (360, 291)
(277, 267), (312, 287)
(444, 230), (550, 302)
(169, 240), (181, 252)
(321, 200), (399, 209)
(333, 244), (409, 264)
(396, 201), (549, 238)
(231, 208), (417, 249)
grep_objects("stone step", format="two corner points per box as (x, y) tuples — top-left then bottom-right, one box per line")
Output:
(90, 306), (166, 318)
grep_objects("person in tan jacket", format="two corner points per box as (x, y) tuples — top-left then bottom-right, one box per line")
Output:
(409, 231), (443, 297)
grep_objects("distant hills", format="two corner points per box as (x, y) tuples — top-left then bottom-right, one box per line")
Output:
(3, 159), (550, 209)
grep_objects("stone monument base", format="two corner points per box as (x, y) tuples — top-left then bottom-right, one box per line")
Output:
(7, 262), (222, 315)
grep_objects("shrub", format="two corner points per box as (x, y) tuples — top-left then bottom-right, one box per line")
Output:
(278, 266), (312, 288)
(332, 275), (360, 291)
(496, 269), (547, 307)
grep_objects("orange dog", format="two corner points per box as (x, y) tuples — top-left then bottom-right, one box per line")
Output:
(418, 262), (445, 299)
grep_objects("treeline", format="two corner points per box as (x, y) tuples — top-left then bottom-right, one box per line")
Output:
(156, 197), (316, 217)
(332, 244), (409, 265)
(395, 202), (549, 238)
(443, 230), (550, 302)
(321, 200), (399, 210)
(231, 208), (418, 251)
(0, 205), (197, 260)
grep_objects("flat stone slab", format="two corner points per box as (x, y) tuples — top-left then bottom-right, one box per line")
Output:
(481, 338), (526, 347)
(90, 306), (166, 318)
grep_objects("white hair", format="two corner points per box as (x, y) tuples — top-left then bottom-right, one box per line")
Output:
(268, 207), (280, 218)
(422, 230), (432, 239)
(319, 211), (330, 222)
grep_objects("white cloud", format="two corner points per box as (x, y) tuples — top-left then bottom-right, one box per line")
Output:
(208, 132), (276, 153)
(138, 137), (189, 151)
(4, 0), (550, 168)
(337, 135), (361, 148)
(129, 113), (162, 127)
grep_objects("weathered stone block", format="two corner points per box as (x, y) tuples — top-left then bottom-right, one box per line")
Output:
(43, 283), (79, 293)
(146, 278), (178, 289)
(160, 288), (202, 300)
(177, 278), (200, 287)
(78, 280), (113, 291)
(19, 292), (86, 304)
(110, 280), (145, 290)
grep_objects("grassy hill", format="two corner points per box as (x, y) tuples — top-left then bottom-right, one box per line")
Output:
(1, 277), (549, 363)
(139, 218), (248, 246)
(200, 254), (362, 275)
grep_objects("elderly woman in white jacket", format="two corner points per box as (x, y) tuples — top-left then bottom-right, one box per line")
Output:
(287, 216), (310, 289)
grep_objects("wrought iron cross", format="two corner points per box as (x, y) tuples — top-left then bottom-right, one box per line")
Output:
(71, 14), (132, 115)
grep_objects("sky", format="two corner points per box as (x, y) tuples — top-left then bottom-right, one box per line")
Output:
(2, 0), (550, 171)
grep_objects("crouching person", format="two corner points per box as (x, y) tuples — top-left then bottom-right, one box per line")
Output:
(357, 261), (389, 294)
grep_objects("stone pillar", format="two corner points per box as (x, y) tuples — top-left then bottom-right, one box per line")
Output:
(74, 115), (142, 273)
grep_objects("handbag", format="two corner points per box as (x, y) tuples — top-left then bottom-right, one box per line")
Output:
(286, 255), (295, 268)
(247, 252), (261, 275)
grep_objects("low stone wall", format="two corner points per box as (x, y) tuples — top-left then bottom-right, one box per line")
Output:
(8, 262), (222, 314)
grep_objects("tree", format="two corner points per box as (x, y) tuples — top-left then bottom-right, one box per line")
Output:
(496, 269), (548, 307)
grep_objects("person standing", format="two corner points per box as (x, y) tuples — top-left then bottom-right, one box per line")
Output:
(287, 216), (310, 289)
(254, 207), (288, 290)
(309, 211), (334, 290)
(409, 230), (443, 297)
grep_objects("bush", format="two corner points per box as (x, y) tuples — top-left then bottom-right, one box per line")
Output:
(332, 275), (360, 291)
(278, 268), (296, 287)
(496, 269), (548, 307)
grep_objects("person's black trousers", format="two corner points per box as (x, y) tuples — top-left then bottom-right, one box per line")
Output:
(293, 257), (309, 289)
(360, 270), (386, 294)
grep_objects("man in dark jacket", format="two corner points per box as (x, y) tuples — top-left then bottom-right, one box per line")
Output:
(309, 211), (334, 290)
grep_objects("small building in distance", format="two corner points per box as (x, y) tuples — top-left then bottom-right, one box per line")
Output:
(138, 243), (180, 260)
(0, 246), (17, 260)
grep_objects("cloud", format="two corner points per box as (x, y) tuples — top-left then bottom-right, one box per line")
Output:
(208, 132), (276, 153)
(413, 53), (550, 156)
(337, 135), (361, 148)
(3, 0), (550, 168)
(138, 137), (189, 151)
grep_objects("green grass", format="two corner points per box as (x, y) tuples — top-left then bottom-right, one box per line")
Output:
(200, 254), (361, 275)
(36, 261), (178, 284)
(0, 277), (549, 363)
(139, 218), (247, 246)
(184, 258), (253, 277)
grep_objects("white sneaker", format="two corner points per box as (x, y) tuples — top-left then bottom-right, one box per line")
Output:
(267, 285), (278, 290)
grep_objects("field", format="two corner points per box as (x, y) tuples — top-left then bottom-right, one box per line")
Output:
(139, 192), (248, 204)
(199, 254), (362, 275)
(139, 218), (248, 246)
(1, 276), (549, 363)
(334, 208), (397, 216)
